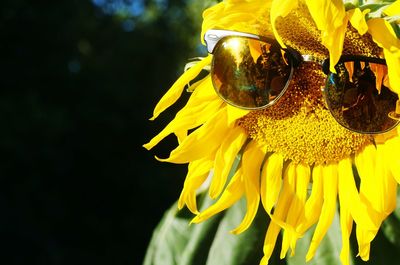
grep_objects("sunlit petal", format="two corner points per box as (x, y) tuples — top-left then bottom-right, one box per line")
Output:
(281, 163), (310, 257)
(260, 153), (284, 214)
(191, 168), (244, 224)
(261, 165), (294, 264)
(178, 158), (214, 213)
(231, 140), (266, 234)
(384, 136), (400, 183)
(306, 163), (338, 261)
(156, 107), (230, 163)
(367, 18), (400, 94)
(338, 157), (378, 231)
(348, 8), (369, 35)
(271, 0), (299, 47)
(210, 126), (248, 198)
(296, 164), (324, 234)
(338, 194), (353, 265)
(305, 0), (347, 72)
(150, 55), (212, 120)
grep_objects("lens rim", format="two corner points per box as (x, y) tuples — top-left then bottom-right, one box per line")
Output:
(323, 57), (400, 134)
(210, 35), (294, 110)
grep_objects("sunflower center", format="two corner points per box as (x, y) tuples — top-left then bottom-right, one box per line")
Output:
(238, 62), (372, 165)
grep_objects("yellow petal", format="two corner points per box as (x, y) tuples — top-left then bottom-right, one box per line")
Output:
(367, 18), (400, 94)
(376, 143), (397, 215)
(150, 55), (212, 120)
(384, 0), (400, 16)
(201, 0), (272, 43)
(306, 163), (338, 261)
(347, 8), (369, 35)
(263, 164), (300, 237)
(296, 164), (324, 234)
(178, 158), (214, 213)
(354, 145), (380, 261)
(354, 143), (397, 260)
(156, 107), (230, 163)
(260, 153), (284, 214)
(306, 0), (347, 72)
(280, 163), (297, 259)
(261, 166), (294, 264)
(227, 105), (250, 126)
(383, 49), (400, 94)
(338, 196), (353, 265)
(231, 140), (266, 234)
(143, 76), (222, 150)
(384, 136), (400, 183)
(270, 0), (299, 48)
(281, 163), (311, 258)
(191, 168), (244, 224)
(143, 98), (223, 150)
(367, 18), (400, 53)
(356, 227), (373, 261)
(355, 145), (377, 206)
(210, 126), (248, 199)
(337, 157), (378, 231)
(355, 143), (395, 221)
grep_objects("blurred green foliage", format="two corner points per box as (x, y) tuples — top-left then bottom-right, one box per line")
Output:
(0, 0), (216, 264)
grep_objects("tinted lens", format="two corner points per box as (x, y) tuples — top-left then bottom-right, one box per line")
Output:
(211, 37), (292, 109)
(325, 60), (399, 134)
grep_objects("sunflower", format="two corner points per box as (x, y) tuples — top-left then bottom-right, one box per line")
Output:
(144, 0), (400, 264)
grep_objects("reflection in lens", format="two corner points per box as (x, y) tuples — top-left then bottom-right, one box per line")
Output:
(324, 61), (399, 134)
(211, 37), (292, 109)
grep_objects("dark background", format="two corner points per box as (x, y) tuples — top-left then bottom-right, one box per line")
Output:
(0, 0), (216, 264)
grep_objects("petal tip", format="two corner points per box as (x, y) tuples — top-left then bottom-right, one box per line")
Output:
(142, 143), (152, 150)
(155, 156), (169, 162)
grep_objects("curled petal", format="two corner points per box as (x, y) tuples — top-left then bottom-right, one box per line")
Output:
(281, 163), (311, 258)
(261, 153), (284, 214)
(384, 1), (400, 16)
(191, 168), (244, 224)
(201, 0), (272, 43)
(178, 158), (214, 213)
(306, 0), (347, 73)
(338, 195), (353, 265)
(231, 140), (266, 234)
(210, 126), (248, 199)
(338, 157), (378, 231)
(150, 56), (212, 120)
(227, 105), (250, 126)
(367, 18), (400, 94)
(306, 163), (338, 261)
(155, 107), (231, 163)
(271, 0), (299, 47)
(296, 164), (324, 234)
(261, 162), (297, 264)
(348, 8), (369, 35)
(144, 77), (221, 149)
(384, 136), (400, 184)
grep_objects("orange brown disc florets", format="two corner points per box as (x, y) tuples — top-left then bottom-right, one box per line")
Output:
(238, 63), (372, 165)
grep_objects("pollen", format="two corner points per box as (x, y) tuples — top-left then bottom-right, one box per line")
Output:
(238, 63), (372, 165)
(342, 25), (382, 57)
(274, 2), (329, 60)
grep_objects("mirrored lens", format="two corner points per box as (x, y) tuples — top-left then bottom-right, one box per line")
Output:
(211, 37), (292, 109)
(325, 60), (399, 134)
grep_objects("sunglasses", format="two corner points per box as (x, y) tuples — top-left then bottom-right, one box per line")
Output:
(204, 29), (400, 134)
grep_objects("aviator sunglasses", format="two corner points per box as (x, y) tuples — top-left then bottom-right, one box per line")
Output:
(204, 29), (400, 134)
